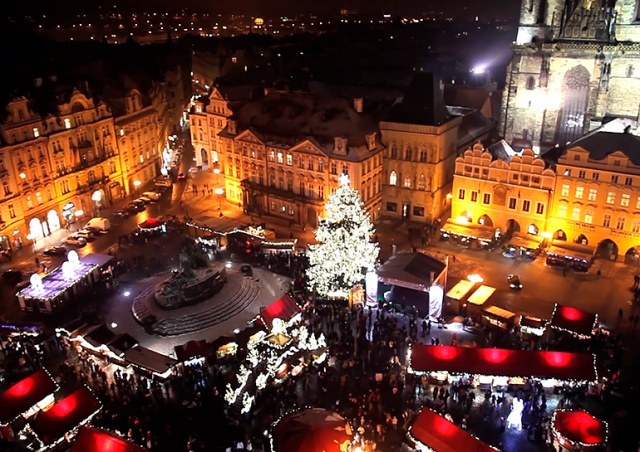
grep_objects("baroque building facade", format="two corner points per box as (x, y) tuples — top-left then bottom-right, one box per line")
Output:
(214, 92), (384, 227)
(500, 0), (640, 152)
(0, 89), (122, 251)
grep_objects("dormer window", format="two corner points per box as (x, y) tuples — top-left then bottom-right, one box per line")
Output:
(64, 118), (71, 129)
(33, 128), (40, 138)
(367, 133), (376, 151)
(334, 137), (347, 155)
(196, 105), (202, 113)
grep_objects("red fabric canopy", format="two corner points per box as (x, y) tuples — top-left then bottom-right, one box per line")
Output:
(139, 218), (163, 229)
(550, 303), (597, 338)
(409, 408), (497, 452)
(260, 294), (301, 330)
(553, 410), (607, 446)
(409, 345), (597, 381)
(174, 340), (209, 362)
(272, 408), (352, 452)
(72, 426), (146, 452)
(31, 387), (101, 445)
(0, 369), (57, 425)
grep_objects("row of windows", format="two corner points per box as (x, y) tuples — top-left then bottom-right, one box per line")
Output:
(463, 165), (542, 184)
(389, 171), (428, 190)
(389, 145), (430, 162)
(458, 188), (545, 215)
(558, 205), (640, 232)
(563, 168), (633, 185)
(560, 184), (640, 207)
(385, 202), (426, 217)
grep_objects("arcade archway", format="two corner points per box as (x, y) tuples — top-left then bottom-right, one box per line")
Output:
(506, 219), (521, 233)
(553, 229), (567, 241)
(574, 234), (589, 245)
(478, 214), (493, 227)
(29, 218), (44, 239)
(597, 238), (619, 260)
(201, 148), (208, 167)
(47, 210), (61, 233)
(625, 246), (640, 264)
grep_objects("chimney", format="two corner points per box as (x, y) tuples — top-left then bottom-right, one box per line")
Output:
(353, 97), (363, 113)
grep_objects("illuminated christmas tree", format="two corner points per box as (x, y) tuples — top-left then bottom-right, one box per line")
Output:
(307, 174), (379, 298)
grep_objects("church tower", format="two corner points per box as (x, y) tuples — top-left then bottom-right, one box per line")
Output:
(500, 0), (640, 152)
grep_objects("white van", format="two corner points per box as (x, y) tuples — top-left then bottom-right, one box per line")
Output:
(142, 191), (162, 201)
(85, 217), (111, 232)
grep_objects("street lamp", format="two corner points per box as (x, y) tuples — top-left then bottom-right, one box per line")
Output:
(213, 166), (221, 186)
(215, 188), (224, 210)
(133, 180), (141, 189)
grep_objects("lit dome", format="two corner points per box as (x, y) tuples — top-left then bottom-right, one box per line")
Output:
(254, 17), (264, 26)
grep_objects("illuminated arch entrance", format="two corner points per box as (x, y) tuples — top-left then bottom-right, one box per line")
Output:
(478, 214), (493, 227)
(597, 239), (619, 260)
(29, 218), (44, 239)
(574, 234), (589, 245)
(527, 224), (539, 235)
(553, 229), (567, 241)
(47, 210), (61, 233)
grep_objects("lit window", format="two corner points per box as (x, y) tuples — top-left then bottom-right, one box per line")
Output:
(584, 210), (593, 224)
(389, 171), (397, 186)
(575, 186), (584, 199)
(286, 154), (292, 166)
(418, 174), (426, 190)
(561, 184), (570, 197)
(403, 174), (411, 188)
(621, 193), (630, 207)
(277, 153), (283, 164)
(64, 118), (71, 129)
(588, 189), (597, 201)
(33, 128), (40, 138)
(558, 204), (567, 218)
(268, 151), (275, 162)
(571, 207), (580, 220)
(606, 192), (615, 204)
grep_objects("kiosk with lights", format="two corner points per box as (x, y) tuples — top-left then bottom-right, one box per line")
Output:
(270, 408), (354, 452)
(408, 345), (598, 388)
(549, 303), (598, 339)
(408, 407), (498, 452)
(17, 252), (115, 315)
(552, 409), (607, 451)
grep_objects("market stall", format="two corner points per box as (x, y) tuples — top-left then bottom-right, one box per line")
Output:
(174, 340), (209, 364)
(123, 345), (178, 380)
(408, 345), (598, 386)
(440, 219), (500, 249)
(29, 387), (102, 450)
(504, 232), (543, 260)
(258, 294), (302, 331)
(482, 305), (517, 330)
(520, 315), (547, 337)
(138, 218), (166, 232)
(270, 408), (353, 452)
(261, 239), (298, 254)
(0, 369), (58, 440)
(552, 409), (607, 451)
(550, 303), (598, 339)
(408, 407), (498, 452)
(377, 252), (447, 318)
(71, 426), (147, 452)
(546, 243), (595, 272)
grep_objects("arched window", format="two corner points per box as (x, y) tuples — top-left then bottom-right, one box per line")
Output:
(405, 146), (412, 161)
(404, 174), (412, 188)
(418, 174), (426, 190)
(389, 171), (397, 186)
(526, 76), (536, 90)
(419, 148), (427, 162)
(391, 144), (398, 159)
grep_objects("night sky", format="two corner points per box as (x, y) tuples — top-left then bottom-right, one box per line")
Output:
(6, 0), (519, 20)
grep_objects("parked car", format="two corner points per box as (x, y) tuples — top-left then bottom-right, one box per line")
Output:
(125, 202), (145, 213)
(63, 235), (87, 247)
(155, 177), (172, 188)
(112, 209), (130, 218)
(507, 274), (523, 290)
(135, 196), (153, 205)
(43, 246), (67, 256)
(75, 229), (96, 241)
(2, 269), (23, 284)
(142, 191), (162, 201)
(85, 217), (111, 232)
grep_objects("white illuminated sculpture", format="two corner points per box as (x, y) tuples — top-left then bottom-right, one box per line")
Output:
(506, 397), (524, 430)
(30, 273), (44, 292)
(271, 318), (285, 335)
(67, 249), (80, 266)
(61, 262), (74, 280)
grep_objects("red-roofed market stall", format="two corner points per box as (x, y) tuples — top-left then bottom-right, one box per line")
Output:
(550, 303), (598, 339)
(71, 426), (147, 452)
(259, 294), (301, 330)
(552, 409), (607, 451)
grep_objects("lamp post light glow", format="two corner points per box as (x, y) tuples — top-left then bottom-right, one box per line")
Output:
(215, 187), (224, 210)
(19, 172), (26, 180)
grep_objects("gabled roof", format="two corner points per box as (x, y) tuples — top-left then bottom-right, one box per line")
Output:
(0, 369), (58, 425)
(260, 294), (301, 330)
(567, 131), (640, 165)
(376, 252), (446, 292)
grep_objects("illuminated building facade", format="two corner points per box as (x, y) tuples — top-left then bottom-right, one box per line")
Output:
(501, 0), (640, 153)
(190, 85), (258, 169)
(547, 120), (640, 261)
(0, 90), (122, 251)
(217, 92), (384, 227)
(452, 144), (555, 235)
(380, 73), (496, 223)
